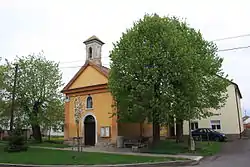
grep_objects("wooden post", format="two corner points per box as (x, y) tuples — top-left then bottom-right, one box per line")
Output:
(10, 64), (18, 132)
(76, 122), (80, 152)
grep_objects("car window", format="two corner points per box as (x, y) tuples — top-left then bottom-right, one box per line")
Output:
(210, 129), (217, 133)
(197, 129), (204, 133)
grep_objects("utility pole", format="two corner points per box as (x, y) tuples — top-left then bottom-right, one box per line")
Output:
(10, 64), (18, 132)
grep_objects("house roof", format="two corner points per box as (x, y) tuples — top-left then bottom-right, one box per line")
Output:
(83, 35), (105, 45)
(229, 81), (242, 99)
(61, 61), (110, 92)
(243, 115), (250, 122)
(216, 75), (242, 99)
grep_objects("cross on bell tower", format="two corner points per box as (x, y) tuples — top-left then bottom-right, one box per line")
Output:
(83, 35), (105, 66)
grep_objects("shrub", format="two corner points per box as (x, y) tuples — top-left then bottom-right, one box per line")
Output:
(4, 129), (28, 153)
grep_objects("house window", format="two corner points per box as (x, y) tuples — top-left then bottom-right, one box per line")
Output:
(86, 95), (93, 109)
(88, 47), (93, 59)
(100, 126), (110, 137)
(191, 122), (199, 130)
(211, 120), (221, 130)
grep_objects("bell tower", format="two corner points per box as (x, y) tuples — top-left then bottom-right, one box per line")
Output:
(83, 35), (105, 66)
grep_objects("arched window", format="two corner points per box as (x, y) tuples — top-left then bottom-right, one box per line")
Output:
(86, 95), (93, 109)
(88, 47), (93, 59)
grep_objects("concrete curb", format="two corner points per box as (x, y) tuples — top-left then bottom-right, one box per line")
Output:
(0, 160), (199, 167)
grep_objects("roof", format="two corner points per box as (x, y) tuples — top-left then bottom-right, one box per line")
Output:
(229, 81), (242, 99)
(83, 35), (105, 45)
(243, 116), (250, 122)
(62, 61), (110, 92)
(216, 75), (242, 99)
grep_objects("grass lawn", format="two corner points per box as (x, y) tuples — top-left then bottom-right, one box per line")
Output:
(0, 140), (8, 144)
(145, 139), (222, 156)
(0, 141), (69, 148)
(0, 139), (70, 148)
(0, 146), (183, 165)
(29, 141), (70, 148)
(31, 137), (70, 148)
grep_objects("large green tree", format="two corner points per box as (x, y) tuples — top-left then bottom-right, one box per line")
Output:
(0, 58), (10, 130)
(3, 53), (63, 142)
(108, 14), (229, 143)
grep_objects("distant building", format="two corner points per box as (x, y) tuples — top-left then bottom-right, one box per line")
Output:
(243, 115), (250, 129)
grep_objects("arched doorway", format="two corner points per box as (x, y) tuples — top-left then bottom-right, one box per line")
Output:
(84, 115), (96, 146)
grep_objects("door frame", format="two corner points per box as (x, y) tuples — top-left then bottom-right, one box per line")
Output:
(83, 112), (98, 145)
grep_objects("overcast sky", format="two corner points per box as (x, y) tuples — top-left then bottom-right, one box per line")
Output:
(0, 0), (250, 115)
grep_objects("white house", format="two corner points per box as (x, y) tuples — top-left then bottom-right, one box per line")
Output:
(183, 81), (243, 139)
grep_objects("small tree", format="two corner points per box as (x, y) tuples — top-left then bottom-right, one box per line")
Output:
(74, 96), (83, 152)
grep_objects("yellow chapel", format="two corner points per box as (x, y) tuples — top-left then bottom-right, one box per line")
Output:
(62, 36), (160, 146)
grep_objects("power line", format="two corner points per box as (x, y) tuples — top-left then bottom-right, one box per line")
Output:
(212, 33), (250, 42)
(60, 65), (82, 69)
(59, 57), (110, 64)
(59, 60), (85, 64)
(58, 33), (250, 66)
(59, 44), (250, 69)
(60, 63), (110, 69)
(217, 45), (250, 52)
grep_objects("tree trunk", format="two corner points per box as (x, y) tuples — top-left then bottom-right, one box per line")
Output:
(168, 124), (175, 137)
(176, 119), (183, 143)
(76, 122), (80, 152)
(32, 124), (42, 142)
(31, 101), (42, 143)
(152, 107), (160, 144)
(139, 122), (143, 137)
(168, 116), (175, 138)
(153, 121), (160, 144)
(48, 128), (51, 141)
(188, 120), (195, 151)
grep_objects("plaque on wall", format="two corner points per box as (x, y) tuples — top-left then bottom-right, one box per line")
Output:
(100, 126), (110, 137)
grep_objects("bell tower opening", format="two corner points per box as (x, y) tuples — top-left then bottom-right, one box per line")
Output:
(88, 47), (93, 59)
(83, 35), (105, 66)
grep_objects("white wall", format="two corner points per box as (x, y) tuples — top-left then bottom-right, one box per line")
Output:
(46, 128), (64, 137)
(183, 84), (244, 135)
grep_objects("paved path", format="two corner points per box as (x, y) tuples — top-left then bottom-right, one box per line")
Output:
(184, 138), (250, 167)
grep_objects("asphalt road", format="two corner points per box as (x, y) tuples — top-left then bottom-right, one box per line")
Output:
(184, 138), (250, 167)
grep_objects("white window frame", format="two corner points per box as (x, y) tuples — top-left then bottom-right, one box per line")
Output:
(86, 95), (93, 110)
(210, 120), (221, 130)
(100, 126), (111, 137)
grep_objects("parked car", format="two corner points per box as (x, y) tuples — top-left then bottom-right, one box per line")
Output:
(191, 128), (227, 142)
